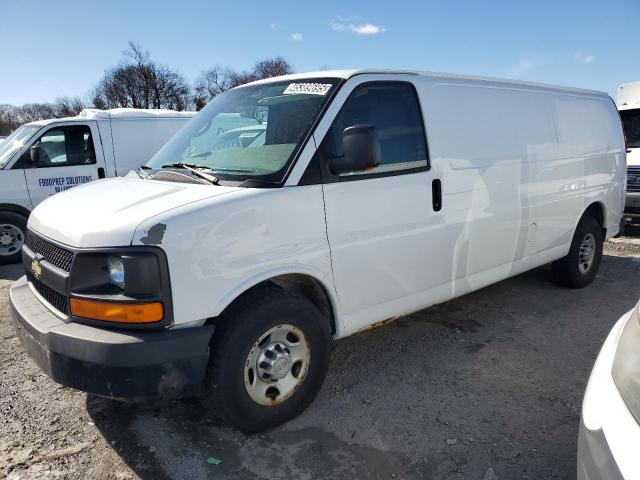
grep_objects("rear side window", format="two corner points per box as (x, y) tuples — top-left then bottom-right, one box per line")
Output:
(20, 125), (96, 168)
(621, 108), (640, 149)
(327, 82), (428, 175)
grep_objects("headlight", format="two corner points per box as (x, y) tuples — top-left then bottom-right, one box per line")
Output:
(68, 248), (173, 328)
(612, 304), (640, 424)
(107, 256), (125, 289)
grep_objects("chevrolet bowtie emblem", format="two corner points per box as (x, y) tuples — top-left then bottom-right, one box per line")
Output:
(31, 256), (42, 280)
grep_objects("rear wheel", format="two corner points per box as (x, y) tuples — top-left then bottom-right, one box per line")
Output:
(205, 287), (330, 433)
(0, 212), (27, 265)
(552, 215), (603, 289)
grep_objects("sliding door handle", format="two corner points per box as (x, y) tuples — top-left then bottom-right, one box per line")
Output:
(432, 179), (442, 211)
(97, 167), (106, 179)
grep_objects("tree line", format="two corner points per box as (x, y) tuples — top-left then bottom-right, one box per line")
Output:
(0, 42), (293, 136)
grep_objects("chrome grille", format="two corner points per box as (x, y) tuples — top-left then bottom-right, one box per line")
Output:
(25, 230), (74, 272)
(27, 273), (69, 315)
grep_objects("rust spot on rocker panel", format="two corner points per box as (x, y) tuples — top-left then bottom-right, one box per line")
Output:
(358, 316), (400, 333)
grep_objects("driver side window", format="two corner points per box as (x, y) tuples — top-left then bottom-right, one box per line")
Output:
(20, 125), (96, 168)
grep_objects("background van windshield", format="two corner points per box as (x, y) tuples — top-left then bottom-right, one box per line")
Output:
(621, 108), (640, 148)
(146, 79), (338, 183)
(0, 124), (40, 168)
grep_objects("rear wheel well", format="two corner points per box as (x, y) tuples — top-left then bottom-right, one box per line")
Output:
(218, 274), (336, 335)
(583, 202), (605, 236)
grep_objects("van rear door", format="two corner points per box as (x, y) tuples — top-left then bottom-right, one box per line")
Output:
(20, 121), (106, 207)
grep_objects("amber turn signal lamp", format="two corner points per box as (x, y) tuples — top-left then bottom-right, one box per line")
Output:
(70, 299), (163, 324)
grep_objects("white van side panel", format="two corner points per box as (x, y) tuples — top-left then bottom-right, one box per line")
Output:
(110, 118), (188, 175)
(0, 170), (31, 211)
(547, 95), (625, 240)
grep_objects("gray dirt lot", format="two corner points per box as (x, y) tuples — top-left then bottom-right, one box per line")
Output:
(2, 237), (640, 480)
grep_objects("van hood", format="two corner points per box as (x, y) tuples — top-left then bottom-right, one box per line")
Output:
(28, 177), (240, 247)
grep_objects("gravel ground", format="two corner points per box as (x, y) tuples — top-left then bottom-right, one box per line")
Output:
(2, 237), (640, 480)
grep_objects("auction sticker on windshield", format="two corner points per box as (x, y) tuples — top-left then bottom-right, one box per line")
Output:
(283, 83), (333, 96)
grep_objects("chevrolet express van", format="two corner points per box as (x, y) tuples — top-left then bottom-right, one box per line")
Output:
(0, 108), (195, 264)
(618, 82), (640, 219)
(10, 70), (625, 432)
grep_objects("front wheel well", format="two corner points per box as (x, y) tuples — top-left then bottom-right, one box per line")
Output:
(0, 204), (30, 219)
(217, 274), (336, 335)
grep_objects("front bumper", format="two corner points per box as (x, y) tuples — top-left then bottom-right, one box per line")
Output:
(577, 311), (640, 480)
(10, 276), (215, 401)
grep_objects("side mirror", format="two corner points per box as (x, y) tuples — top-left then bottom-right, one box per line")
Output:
(29, 145), (41, 166)
(329, 124), (381, 175)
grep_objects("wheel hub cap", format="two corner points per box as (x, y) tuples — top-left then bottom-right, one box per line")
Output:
(578, 233), (596, 274)
(0, 224), (24, 256)
(257, 342), (292, 380)
(244, 324), (311, 406)
(0, 232), (14, 247)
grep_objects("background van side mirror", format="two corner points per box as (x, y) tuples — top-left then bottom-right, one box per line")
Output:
(29, 145), (41, 166)
(329, 124), (381, 175)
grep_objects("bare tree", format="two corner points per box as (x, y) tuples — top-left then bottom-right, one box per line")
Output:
(193, 57), (293, 110)
(54, 96), (87, 117)
(253, 57), (293, 79)
(91, 42), (190, 110)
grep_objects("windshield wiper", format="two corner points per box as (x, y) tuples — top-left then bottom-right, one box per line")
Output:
(161, 162), (220, 185)
(137, 165), (151, 179)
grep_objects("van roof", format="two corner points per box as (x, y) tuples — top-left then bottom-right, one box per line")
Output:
(243, 69), (609, 97)
(27, 108), (196, 127)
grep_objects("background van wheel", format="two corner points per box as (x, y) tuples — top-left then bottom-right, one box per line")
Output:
(0, 212), (27, 265)
(552, 215), (603, 289)
(206, 287), (330, 433)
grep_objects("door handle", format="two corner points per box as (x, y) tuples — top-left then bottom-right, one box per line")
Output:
(97, 167), (106, 179)
(432, 179), (442, 211)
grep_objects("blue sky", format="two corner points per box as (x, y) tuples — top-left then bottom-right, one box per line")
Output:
(1, 0), (638, 104)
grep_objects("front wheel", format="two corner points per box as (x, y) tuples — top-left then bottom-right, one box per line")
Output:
(205, 287), (330, 433)
(552, 215), (603, 289)
(0, 212), (27, 265)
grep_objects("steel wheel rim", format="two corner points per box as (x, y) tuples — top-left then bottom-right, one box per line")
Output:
(244, 324), (310, 406)
(0, 224), (24, 257)
(578, 233), (596, 274)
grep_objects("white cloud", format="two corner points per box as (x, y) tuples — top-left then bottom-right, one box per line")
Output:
(291, 32), (303, 42)
(574, 53), (595, 64)
(330, 18), (385, 35)
(503, 56), (551, 78)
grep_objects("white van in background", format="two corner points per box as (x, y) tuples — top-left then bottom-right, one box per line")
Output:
(0, 108), (195, 263)
(10, 70), (625, 432)
(618, 82), (640, 219)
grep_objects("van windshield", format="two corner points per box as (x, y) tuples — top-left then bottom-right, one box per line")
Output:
(0, 124), (40, 168)
(621, 108), (640, 148)
(146, 79), (339, 184)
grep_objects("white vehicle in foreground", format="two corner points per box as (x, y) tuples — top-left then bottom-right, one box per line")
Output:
(578, 303), (640, 479)
(0, 108), (195, 264)
(618, 82), (640, 220)
(10, 70), (625, 432)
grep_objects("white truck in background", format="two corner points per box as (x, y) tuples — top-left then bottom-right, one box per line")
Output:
(0, 108), (195, 263)
(618, 82), (640, 220)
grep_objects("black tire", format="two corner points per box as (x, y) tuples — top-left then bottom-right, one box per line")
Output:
(552, 215), (603, 289)
(0, 212), (27, 265)
(205, 287), (331, 433)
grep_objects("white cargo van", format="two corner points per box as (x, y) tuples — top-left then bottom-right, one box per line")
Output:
(0, 108), (195, 263)
(10, 70), (625, 432)
(618, 82), (640, 219)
